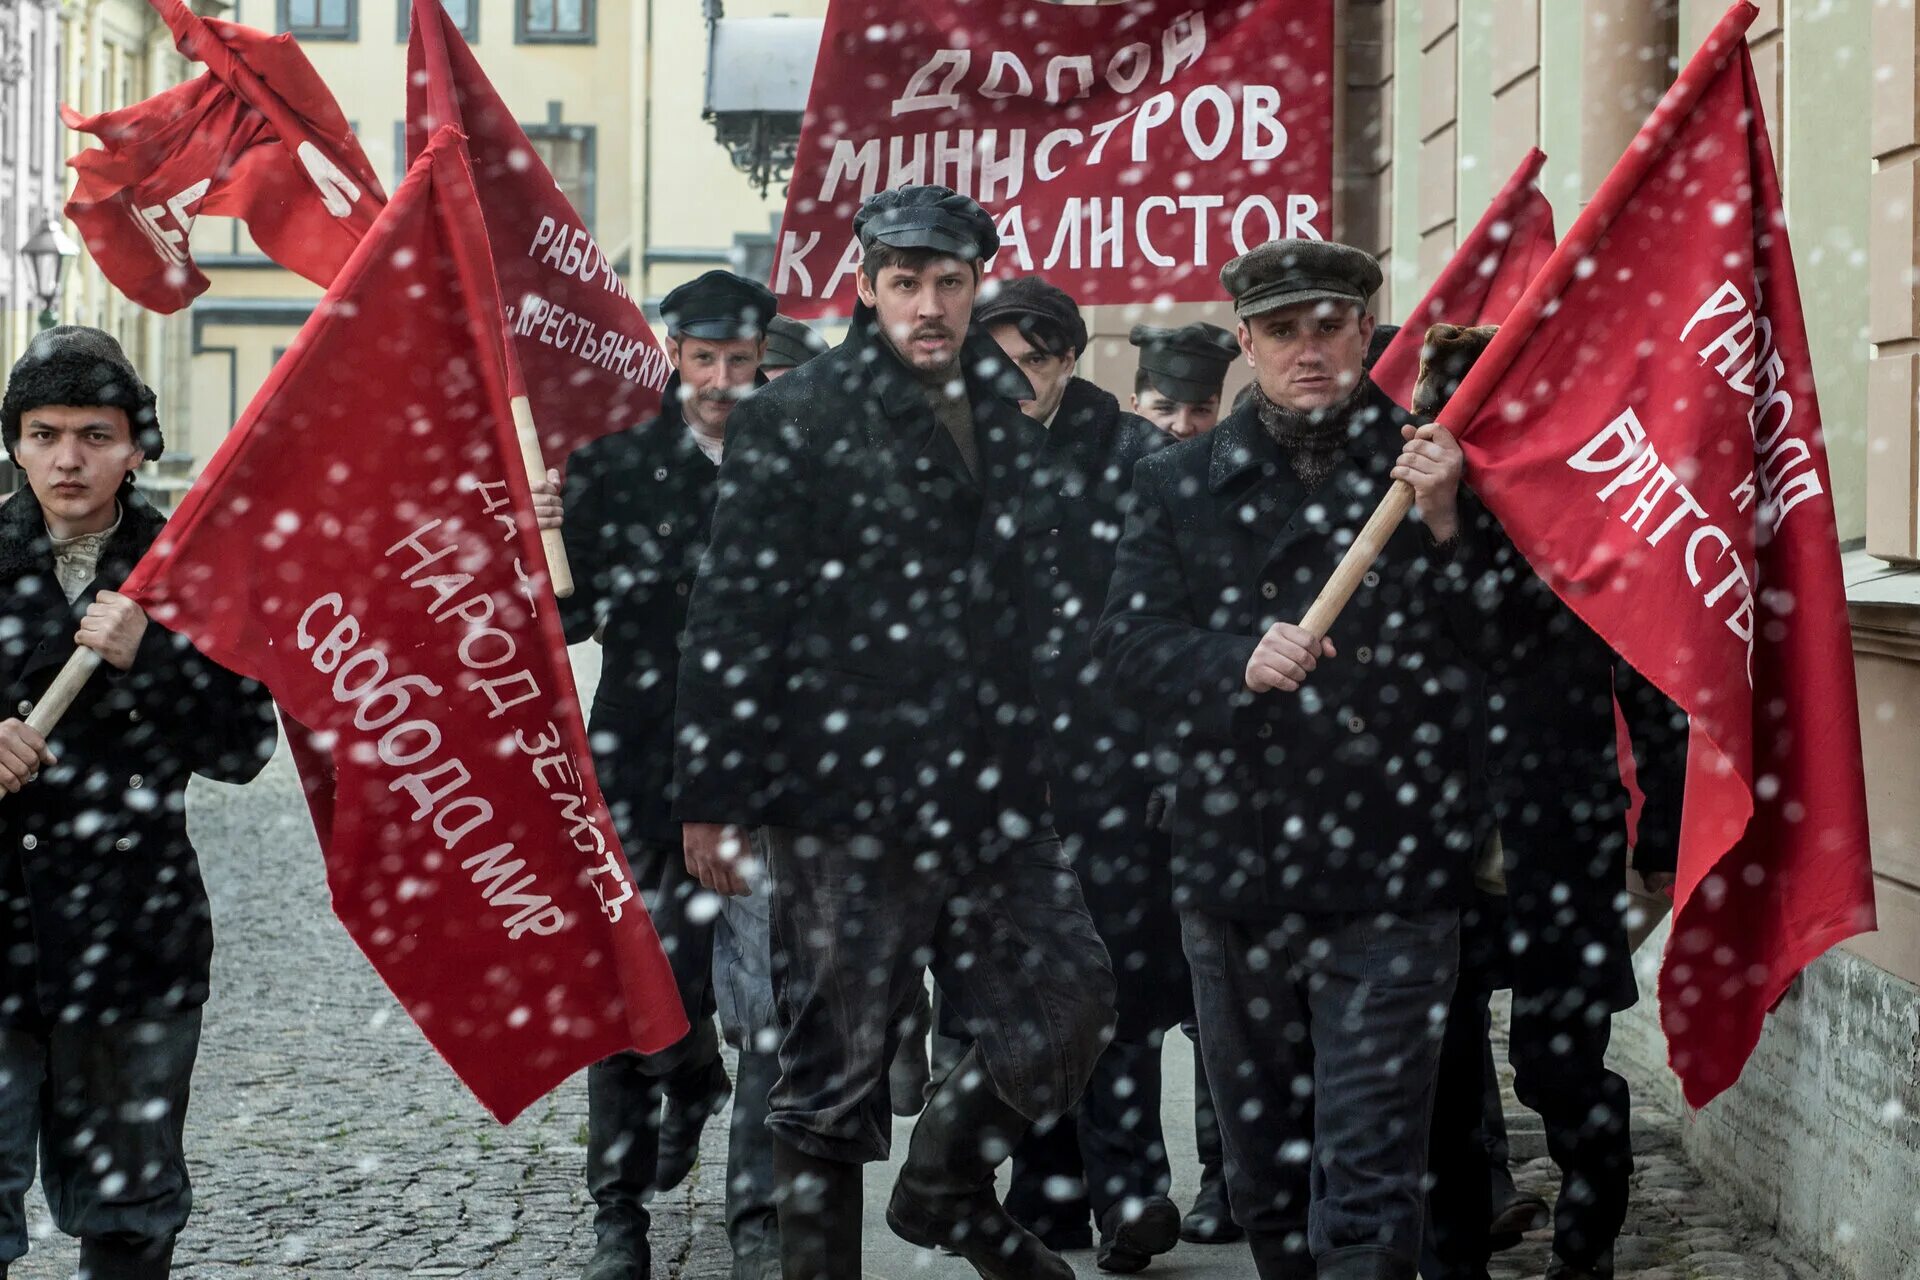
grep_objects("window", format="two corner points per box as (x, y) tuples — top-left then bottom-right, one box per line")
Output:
(399, 0), (476, 40)
(524, 121), (596, 231)
(517, 0), (593, 44)
(280, 0), (356, 40)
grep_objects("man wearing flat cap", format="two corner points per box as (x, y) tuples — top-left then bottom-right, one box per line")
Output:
(1096, 239), (1484, 1280)
(759, 315), (829, 380)
(554, 269), (784, 1280)
(675, 187), (1114, 1280)
(974, 276), (1185, 1271)
(1129, 323), (1240, 442)
(0, 327), (278, 1280)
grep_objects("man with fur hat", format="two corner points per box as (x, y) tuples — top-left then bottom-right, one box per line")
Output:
(1410, 324), (1687, 1280)
(1097, 241), (1483, 1280)
(974, 276), (1185, 1271)
(550, 268), (785, 1280)
(0, 326), (278, 1280)
(674, 186), (1114, 1280)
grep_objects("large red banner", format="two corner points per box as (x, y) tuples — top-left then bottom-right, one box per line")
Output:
(120, 128), (688, 1123)
(1439, 1), (1875, 1105)
(61, 0), (385, 313)
(773, 0), (1334, 318)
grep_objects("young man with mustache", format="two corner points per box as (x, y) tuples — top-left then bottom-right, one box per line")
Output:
(674, 186), (1115, 1280)
(0, 327), (277, 1280)
(1097, 241), (1482, 1280)
(551, 270), (783, 1280)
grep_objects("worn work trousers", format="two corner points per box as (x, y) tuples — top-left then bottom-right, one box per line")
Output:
(1181, 908), (1459, 1280)
(761, 826), (1115, 1165)
(0, 1010), (202, 1264)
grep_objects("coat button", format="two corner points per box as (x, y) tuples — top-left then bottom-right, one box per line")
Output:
(20, 835), (36, 851)
(15, 700), (30, 717)
(675, 582), (690, 596)
(114, 837), (132, 852)
(655, 467), (669, 480)
(1260, 582), (1278, 599)
(129, 709), (141, 723)
(1363, 571), (1381, 588)
(657, 522), (673, 536)
(1356, 646), (1373, 664)
(1347, 716), (1366, 734)
(129, 775), (144, 789)
(1257, 723), (1274, 740)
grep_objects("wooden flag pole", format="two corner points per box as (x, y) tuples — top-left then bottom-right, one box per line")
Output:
(23, 647), (103, 738)
(510, 394), (575, 600)
(1297, 479), (1415, 637)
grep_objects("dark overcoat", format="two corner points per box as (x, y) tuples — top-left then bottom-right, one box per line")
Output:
(1020, 376), (1183, 1034)
(0, 487), (277, 1028)
(559, 376), (721, 855)
(1451, 510), (1688, 1011)
(1095, 385), (1485, 919)
(673, 309), (1052, 851)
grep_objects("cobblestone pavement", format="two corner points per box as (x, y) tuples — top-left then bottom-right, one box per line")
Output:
(6, 654), (1830, 1279)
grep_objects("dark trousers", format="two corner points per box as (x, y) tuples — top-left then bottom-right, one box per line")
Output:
(1181, 908), (1459, 1280)
(762, 826), (1115, 1165)
(1005, 1032), (1172, 1235)
(0, 1010), (202, 1264)
(1188, 1026), (1225, 1172)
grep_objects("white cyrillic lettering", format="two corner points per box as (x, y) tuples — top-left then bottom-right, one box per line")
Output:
(297, 594), (345, 652)
(386, 520), (459, 579)
(1181, 86), (1234, 161)
(476, 670), (541, 719)
(1043, 199), (1084, 270)
(1045, 55), (1094, 103)
(1568, 407), (1649, 474)
(893, 49), (970, 116)
(1161, 10), (1206, 82)
(1035, 129), (1082, 181)
(820, 137), (881, 203)
(1179, 194), (1224, 266)
(391, 759), (472, 819)
(458, 628), (517, 671)
(1231, 195), (1281, 254)
(1286, 194), (1323, 240)
(354, 674), (444, 732)
(1106, 42), (1151, 94)
(977, 130), (1026, 204)
(377, 719), (443, 767)
(775, 231), (819, 295)
(1130, 92), (1177, 163)
(1137, 197), (1176, 267)
(1243, 86), (1287, 160)
(931, 129), (973, 195)
(980, 51), (1034, 100)
(436, 796), (494, 849)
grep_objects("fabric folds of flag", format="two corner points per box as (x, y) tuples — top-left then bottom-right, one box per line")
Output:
(1435, 0), (1875, 1106)
(118, 128), (688, 1122)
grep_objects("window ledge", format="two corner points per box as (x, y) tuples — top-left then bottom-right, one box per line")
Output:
(1847, 548), (1920, 660)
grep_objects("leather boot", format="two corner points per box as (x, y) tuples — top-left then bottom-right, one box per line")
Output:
(726, 1049), (782, 1280)
(1180, 1162), (1243, 1243)
(77, 1238), (175, 1280)
(656, 1052), (731, 1193)
(774, 1138), (862, 1280)
(585, 1054), (661, 1280)
(886, 1045), (1073, 1280)
(1246, 1233), (1315, 1280)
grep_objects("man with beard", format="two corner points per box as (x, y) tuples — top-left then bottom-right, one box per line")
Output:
(674, 185), (1115, 1280)
(1129, 323), (1239, 442)
(555, 270), (782, 1280)
(1097, 241), (1481, 1280)
(0, 327), (278, 1280)
(974, 277), (1184, 1272)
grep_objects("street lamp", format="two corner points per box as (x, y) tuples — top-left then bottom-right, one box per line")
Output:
(702, 0), (822, 199)
(22, 214), (80, 331)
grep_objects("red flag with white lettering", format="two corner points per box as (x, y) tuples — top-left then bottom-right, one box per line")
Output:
(1369, 147), (1555, 408)
(118, 128), (688, 1123)
(60, 0), (385, 314)
(405, 0), (669, 466)
(1437, 1), (1875, 1105)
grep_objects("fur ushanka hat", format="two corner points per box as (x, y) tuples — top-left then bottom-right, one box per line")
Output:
(2, 325), (163, 461)
(1412, 323), (1499, 418)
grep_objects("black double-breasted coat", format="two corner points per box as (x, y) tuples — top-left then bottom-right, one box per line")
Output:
(1095, 386), (1485, 919)
(1019, 377), (1183, 1035)
(673, 310), (1051, 851)
(0, 487), (277, 1028)
(559, 377), (721, 857)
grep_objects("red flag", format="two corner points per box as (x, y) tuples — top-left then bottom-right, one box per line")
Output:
(119, 127), (688, 1122)
(60, 0), (385, 313)
(406, 0), (669, 465)
(1437, 1), (1874, 1105)
(1369, 147), (1556, 407)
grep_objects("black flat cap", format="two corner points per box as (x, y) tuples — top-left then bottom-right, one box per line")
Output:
(973, 276), (1087, 358)
(1220, 240), (1383, 320)
(1129, 322), (1240, 403)
(854, 185), (999, 262)
(660, 269), (779, 342)
(762, 315), (829, 371)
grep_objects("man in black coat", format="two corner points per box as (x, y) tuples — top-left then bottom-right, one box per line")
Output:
(1411, 325), (1687, 1280)
(975, 276), (1184, 1272)
(0, 327), (277, 1280)
(554, 270), (782, 1280)
(674, 185), (1115, 1280)
(1128, 322), (1240, 443)
(1096, 242), (1482, 1280)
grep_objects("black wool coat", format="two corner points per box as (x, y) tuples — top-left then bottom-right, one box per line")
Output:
(1020, 377), (1184, 1034)
(1095, 385), (1485, 919)
(0, 487), (277, 1028)
(1451, 508), (1688, 1011)
(560, 377), (722, 855)
(674, 310), (1052, 851)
